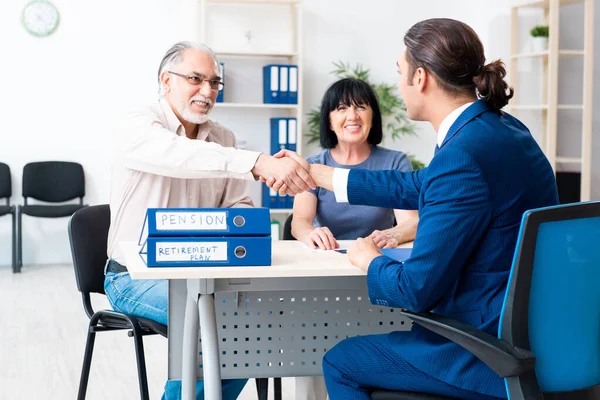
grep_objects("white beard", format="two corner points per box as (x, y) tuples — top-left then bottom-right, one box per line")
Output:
(179, 103), (210, 124)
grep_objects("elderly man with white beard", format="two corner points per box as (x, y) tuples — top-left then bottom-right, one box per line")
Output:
(104, 41), (314, 400)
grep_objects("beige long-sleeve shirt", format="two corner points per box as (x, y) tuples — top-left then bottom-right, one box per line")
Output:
(107, 99), (261, 264)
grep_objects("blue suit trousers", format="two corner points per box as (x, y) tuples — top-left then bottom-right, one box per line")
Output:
(323, 334), (506, 400)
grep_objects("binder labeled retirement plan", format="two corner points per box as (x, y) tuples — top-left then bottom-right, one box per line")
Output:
(138, 208), (272, 267)
(145, 236), (271, 267)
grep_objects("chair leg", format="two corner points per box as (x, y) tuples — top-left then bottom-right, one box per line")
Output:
(17, 206), (22, 270)
(255, 378), (269, 400)
(131, 325), (151, 400)
(274, 377), (282, 400)
(78, 326), (97, 400)
(11, 210), (17, 273)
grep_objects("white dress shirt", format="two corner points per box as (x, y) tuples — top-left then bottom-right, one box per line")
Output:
(107, 99), (261, 264)
(333, 102), (474, 202)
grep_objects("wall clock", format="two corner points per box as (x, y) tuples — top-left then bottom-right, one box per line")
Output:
(22, 0), (60, 37)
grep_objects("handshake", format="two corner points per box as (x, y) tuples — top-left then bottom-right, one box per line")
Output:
(252, 149), (326, 195)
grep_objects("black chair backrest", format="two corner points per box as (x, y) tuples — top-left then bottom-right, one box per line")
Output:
(23, 161), (85, 202)
(68, 204), (110, 295)
(283, 213), (294, 240)
(0, 163), (11, 200)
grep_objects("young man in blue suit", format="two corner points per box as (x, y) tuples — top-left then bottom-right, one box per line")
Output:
(267, 18), (559, 400)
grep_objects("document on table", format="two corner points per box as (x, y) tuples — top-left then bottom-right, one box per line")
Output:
(301, 240), (355, 252)
(301, 240), (413, 262)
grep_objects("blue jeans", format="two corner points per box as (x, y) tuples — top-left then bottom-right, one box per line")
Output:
(104, 270), (247, 400)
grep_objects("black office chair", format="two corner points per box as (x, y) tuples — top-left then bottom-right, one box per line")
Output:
(0, 163), (16, 272)
(18, 161), (87, 268)
(68, 204), (167, 400)
(371, 201), (600, 399)
(282, 212), (294, 241)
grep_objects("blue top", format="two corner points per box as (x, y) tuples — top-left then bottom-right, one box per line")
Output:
(306, 146), (412, 239)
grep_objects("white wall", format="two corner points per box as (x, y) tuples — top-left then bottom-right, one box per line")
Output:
(0, 0), (584, 267)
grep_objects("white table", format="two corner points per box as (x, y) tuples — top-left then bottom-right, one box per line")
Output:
(121, 240), (412, 400)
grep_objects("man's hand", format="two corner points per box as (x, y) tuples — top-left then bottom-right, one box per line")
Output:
(302, 227), (339, 250)
(252, 153), (315, 195)
(262, 150), (334, 194)
(368, 229), (401, 249)
(347, 237), (383, 272)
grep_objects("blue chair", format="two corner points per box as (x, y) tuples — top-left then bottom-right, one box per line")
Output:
(371, 201), (600, 400)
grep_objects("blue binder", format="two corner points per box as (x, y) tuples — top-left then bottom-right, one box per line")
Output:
(288, 66), (298, 104)
(263, 65), (279, 104)
(262, 186), (278, 209)
(138, 207), (272, 267)
(140, 208), (271, 240)
(278, 65), (289, 104)
(216, 62), (224, 103)
(145, 236), (271, 267)
(270, 118), (287, 156)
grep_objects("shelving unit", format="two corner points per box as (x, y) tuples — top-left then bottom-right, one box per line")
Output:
(199, 0), (303, 216)
(216, 102), (299, 109)
(508, 0), (594, 201)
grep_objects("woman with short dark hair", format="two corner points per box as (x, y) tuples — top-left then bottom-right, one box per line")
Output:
(291, 78), (418, 251)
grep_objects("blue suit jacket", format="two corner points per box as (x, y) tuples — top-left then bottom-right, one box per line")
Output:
(347, 100), (559, 397)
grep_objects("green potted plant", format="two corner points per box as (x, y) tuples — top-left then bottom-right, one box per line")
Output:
(306, 61), (425, 170)
(530, 25), (549, 52)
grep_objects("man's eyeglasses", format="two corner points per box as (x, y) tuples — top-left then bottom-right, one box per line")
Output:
(167, 71), (224, 91)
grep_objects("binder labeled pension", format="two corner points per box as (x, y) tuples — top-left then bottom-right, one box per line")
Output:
(139, 208), (272, 267)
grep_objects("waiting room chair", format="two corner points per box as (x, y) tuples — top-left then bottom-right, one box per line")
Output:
(18, 161), (87, 269)
(0, 163), (16, 272)
(68, 204), (167, 400)
(371, 201), (600, 400)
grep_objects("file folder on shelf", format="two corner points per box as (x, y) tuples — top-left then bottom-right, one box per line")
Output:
(263, 65), (279, 104)
(266, 118), (298, 209)
(279, 65), (289, 104)
(288, 66), (298, 104)
(216, 62), (225, 103)
(287, 118), (297, 152)
(262, 186), (278, 209)
(144, 236), (271, 267)
(138, 207), (272, 267)
(270, 118), (287, 155)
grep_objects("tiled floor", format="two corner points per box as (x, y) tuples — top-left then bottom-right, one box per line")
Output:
(0, 263), (297, 399)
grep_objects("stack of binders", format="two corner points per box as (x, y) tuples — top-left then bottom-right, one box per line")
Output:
(263, 64), (298, 104)
(138, 208), (272, 267)
(262, 117), (297, 209)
